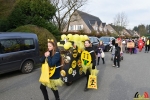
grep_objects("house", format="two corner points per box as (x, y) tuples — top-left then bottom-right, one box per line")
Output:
(102, 23), (107, 33)
(133, 31), (140, 37)
(106, 24), (118, 35)
(120, 29), (131, 37)
(126, 30), (140, 37)
(63, 10), (104, 34)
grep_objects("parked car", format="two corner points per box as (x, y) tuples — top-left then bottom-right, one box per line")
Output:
(99, 36), (115, 52)
(88, 36), (100, 53)
(0, 32), (40, 74)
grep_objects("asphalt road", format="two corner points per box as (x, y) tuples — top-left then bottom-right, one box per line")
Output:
(0, 50), (150, 100)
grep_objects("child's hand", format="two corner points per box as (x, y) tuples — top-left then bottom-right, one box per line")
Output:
(44, 51), (50, 57)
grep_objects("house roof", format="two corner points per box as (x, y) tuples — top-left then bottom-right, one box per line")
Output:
(89, 20), (96, 25)
(125, 29), (134, 35)
(106, 24), (118, 34)
(102, 23), (106, 27)
(76, 10), (102, 31)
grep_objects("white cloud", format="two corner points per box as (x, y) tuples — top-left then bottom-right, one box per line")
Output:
(80, 0), (150, 29)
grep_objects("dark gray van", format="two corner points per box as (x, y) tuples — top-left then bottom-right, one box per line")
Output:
(0, 32), (40, 74)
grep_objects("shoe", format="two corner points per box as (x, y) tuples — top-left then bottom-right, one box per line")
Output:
(97, 63), (99, 65)
(103, 62), (105, 64)
(84, 87), (89, 91)
(112, 65), (116, 67)
(56, 98), (60, 100)
(116, 66), (120, 68)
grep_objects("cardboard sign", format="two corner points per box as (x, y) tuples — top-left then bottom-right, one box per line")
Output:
(127, 42), (135, 48)
(87, 75), (97, 89)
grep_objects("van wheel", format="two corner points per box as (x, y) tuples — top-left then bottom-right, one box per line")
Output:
(21, 61), (34, 74)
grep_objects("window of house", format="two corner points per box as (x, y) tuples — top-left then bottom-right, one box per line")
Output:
(76, 25), (83, 30)
(69, 25), (74, 30)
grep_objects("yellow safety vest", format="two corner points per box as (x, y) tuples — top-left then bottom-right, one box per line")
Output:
(147, 40), (149, 45)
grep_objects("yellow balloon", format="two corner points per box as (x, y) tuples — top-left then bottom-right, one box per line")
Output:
(83, 35), (89, 41)
(74, 34), (80, 41)
(64, 42), (72, 50)
(61, 34), (67, 40)
(67, 34), (73, 41)
(57, 42), (60, 46)
(80, 42), (84, 51)
(80, 35), (84, 41)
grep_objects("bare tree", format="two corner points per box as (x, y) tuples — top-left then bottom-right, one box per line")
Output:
(114, 12), (128, 27)
(50, 0), (88, 31)
(113, 12), (129, 34)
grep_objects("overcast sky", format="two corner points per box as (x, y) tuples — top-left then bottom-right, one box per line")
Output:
(80, 0), (150, 29)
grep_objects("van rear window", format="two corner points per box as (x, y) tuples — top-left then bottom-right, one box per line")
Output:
(0, 38), (35, 54)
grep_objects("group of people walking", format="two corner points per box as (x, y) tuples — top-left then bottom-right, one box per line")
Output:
(121, 37), (150, 54)
(38, 36), (149, 100)
(39, 38), (101, 100)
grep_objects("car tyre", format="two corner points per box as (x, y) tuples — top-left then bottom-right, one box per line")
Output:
(21, 60), (34, 74)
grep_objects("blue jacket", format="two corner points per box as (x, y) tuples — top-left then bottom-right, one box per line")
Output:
(40, 50), (61, 79)
(97, 45), (105, 54)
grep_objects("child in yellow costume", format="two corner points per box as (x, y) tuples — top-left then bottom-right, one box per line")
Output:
(81, 40), (99, 91)
(40, 39), (64, 100)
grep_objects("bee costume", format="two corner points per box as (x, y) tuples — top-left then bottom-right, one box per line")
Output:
(40, 39), (64, 100)
(81, 46), (99, 91)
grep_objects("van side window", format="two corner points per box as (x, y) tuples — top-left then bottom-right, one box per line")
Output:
(0, 39), (21, 53)
(23, 39), (35, 50)
(0, 38), (35, 54)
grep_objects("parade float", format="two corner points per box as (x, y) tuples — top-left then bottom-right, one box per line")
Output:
(57, 34), (89, 85)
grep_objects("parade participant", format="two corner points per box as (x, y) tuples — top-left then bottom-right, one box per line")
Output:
(138, 37), (144, 52)
(40, 39), (64, 100)
(97, 41), (105, 65)
(128, 39), (132, 54)
(112, 42), (121, 68)
(132, 40), (135, 54)
(111, 39), (116, 61)
(82, 40), (96, 91)
(122, 39), (126, 53)
(145, 37), (150, 53)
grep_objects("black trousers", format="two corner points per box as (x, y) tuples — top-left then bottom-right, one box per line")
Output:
(114, 57), (120, 67)
(85, 69), (90, 87)
(97, 57), (105, 64)
(145, 45), (150, 51)
(40, 84), (59, 100)
(132, 48), (134, 54)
